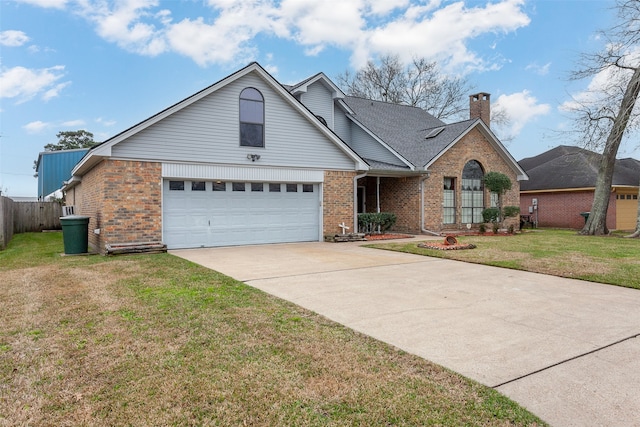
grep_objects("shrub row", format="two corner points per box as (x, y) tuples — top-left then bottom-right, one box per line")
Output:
(358, 212), (397, 234)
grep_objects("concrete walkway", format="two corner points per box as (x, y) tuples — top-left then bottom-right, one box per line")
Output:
(171, 239), (640, 427)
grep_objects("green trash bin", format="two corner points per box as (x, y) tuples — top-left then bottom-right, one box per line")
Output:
(580, 212), (590, 224)
(60, 215), (90, 254)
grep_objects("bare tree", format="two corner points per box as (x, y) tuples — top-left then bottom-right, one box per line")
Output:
(337, 55), (474, 121)
(565, 0), (640, 236)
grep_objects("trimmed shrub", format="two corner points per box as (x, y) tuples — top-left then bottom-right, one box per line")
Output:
(503, 205), (520, 218)
(481, 207), (500, 224)
(358, 212), (397, 234)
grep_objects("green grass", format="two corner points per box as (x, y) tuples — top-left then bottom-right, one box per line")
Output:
(367, 229), (640, 289)
(0, 232), (546, 426)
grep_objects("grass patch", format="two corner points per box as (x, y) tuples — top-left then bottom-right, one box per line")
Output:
(368, 229), (640, 289)
(0, 232), (546, 426)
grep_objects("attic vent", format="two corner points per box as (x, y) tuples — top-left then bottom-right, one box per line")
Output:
(315, 115), (328, 126)
(425, 127), (444, 139)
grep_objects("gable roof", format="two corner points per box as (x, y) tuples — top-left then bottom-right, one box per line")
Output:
(343, 96), (527, 179)
(519, 145), (640, 191)
(71, 62), (368, 177)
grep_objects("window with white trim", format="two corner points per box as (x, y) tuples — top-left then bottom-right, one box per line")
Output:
(239, 88), (264, 147)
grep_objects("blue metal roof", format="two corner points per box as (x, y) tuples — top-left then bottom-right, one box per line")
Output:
(36, 149), (88, 199)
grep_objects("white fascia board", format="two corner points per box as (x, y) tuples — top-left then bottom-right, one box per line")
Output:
(290, 73), (346, 100)
(424, 120), (529, 181)
(347, 115), (415, 171)
(336, 99), (354, 115)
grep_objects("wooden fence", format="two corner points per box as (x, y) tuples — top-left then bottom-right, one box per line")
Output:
(0, 197), (62, 250)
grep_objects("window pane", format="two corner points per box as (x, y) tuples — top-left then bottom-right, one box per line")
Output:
(462, 160), (484, 181)
(232, 182), (245, 192)
(302, 184), (313, 193)
(251, 182), (263, 192)
(169, 181), (184, 191)
(269, 183), (281, 192)
(286, 184), (297, 192)
(240, 99), (264, 123)
(212, 182), (226, 191)
(240, 123), (264, 147)
(240, 87), (263, 101)
(192, 181), (206, 191)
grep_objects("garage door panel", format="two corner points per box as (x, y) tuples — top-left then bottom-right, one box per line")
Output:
(163, 180), (320, 248)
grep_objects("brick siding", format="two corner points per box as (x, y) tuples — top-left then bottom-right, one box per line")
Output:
(323, 170), (357, 237)
(359, 176), (422, 233)
(359, 127), (520, 234)
(424, 128), (520, 232)
(520, 190), (616, 230)
(75, 160), (162, 253)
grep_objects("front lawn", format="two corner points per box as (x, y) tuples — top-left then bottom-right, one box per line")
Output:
(368, 229), (640, 289)
(0, 232), (545, 426)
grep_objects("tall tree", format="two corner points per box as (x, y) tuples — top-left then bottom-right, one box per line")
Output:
(44, 130), (97, 151)
(337, 55), (474, 121)
(33, 130), (98, 176)
(565, 0), (640, 236)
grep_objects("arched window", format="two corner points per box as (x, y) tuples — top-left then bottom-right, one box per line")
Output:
(461, 160), (484, 223)
(239, 88), (264, 147)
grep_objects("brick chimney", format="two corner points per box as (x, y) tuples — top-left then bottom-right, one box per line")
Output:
(469, 92), (490, 127)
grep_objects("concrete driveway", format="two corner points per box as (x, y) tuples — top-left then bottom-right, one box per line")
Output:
(171, 239), (640, 427)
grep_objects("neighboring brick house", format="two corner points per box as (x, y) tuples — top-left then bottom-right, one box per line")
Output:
(519, 145), (640, 230)
(65, 62), (526, 252)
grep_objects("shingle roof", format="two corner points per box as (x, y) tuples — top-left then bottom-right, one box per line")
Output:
(343, 96), (481, 167)
(519, 145), (640, 191)
(362, 158), (412, 171)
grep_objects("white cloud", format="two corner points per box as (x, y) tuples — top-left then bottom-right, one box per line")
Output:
(494, 90), (551, 135)
(0, 65), (68, 103)
(61, 119), (85, 127)
(525, 62), (551, 76)
(559, 45), (640, 113)
(0, 30), (30, 47)
(29, 0), (530, 71)
(14, 0), (67, 9)
(78, 0), (167, 56)
(95, 117), (117, 127)
(364, 0), (530, 71)
(23, 120), (51, 134)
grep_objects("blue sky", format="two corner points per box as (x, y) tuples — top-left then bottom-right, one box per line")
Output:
(0, 0), (635, 197)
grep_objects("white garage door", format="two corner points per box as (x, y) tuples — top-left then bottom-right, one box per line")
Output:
(163, 179), (320, 249)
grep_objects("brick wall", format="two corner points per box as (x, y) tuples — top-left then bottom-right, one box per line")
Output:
(75, 160), (162, 253)
(76, 161), (106, 252)
(323, 170), (357, 237)
(423, 127), (520, 232)
(359, 176), (422, 233)
(520, 190), (616, 230)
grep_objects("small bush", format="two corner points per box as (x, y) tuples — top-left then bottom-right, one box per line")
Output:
(503, 206), (520, 218)
(479, 223), (486, 234)
(481, 207), (500, 224)
(492, 222), (500, 234)
(358, 212), (397, 234)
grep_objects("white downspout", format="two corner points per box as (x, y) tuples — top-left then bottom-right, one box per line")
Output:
(421, 173), (440, 236)
(354, 172), (368, 232)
